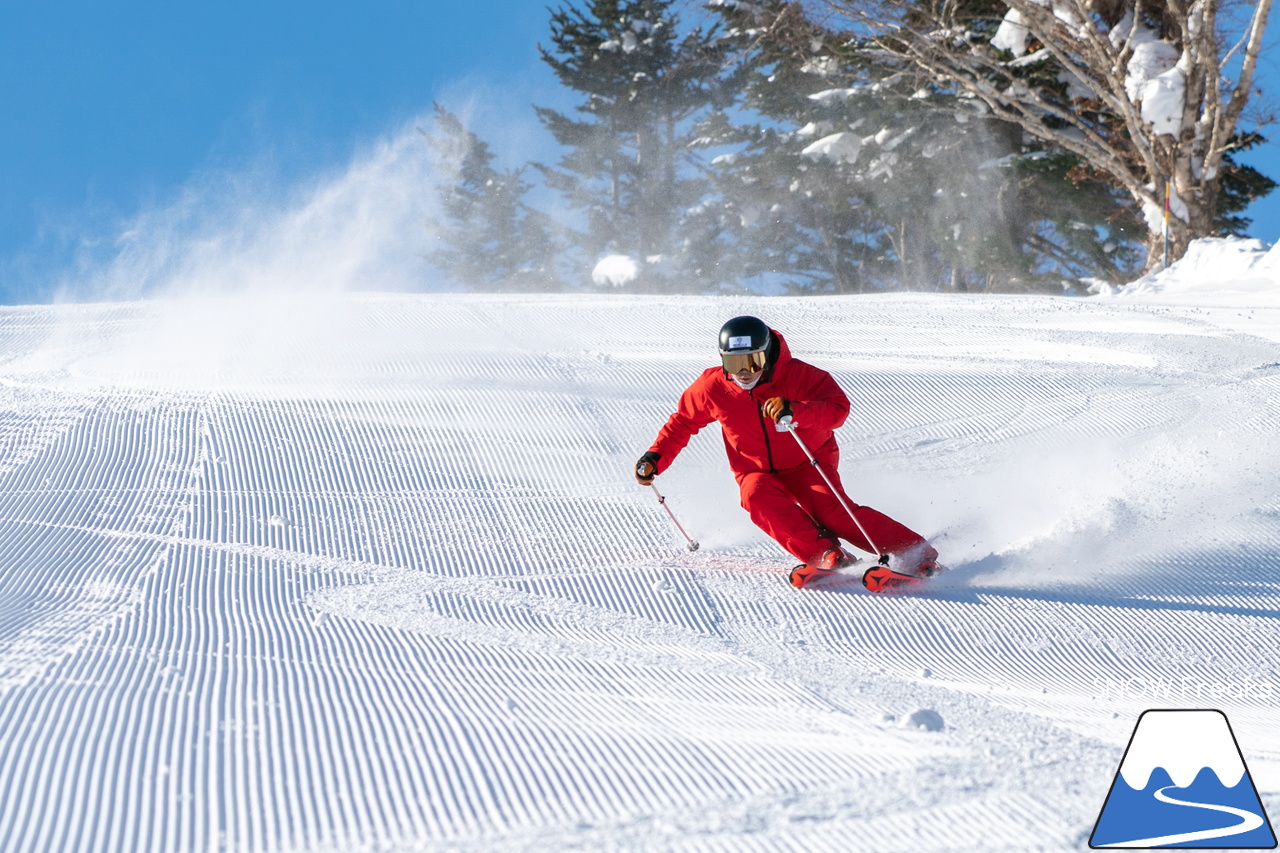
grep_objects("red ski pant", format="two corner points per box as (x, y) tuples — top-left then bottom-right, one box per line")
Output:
(737, 460), (930, 566)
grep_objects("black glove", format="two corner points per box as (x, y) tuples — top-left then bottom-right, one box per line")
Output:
(762, 397), (793, 422)
(635, 451), (661, 485)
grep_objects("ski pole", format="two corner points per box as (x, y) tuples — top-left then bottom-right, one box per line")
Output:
(777, 416), (885, 560)
(1163, 180), (1171, 270)
(649, 483), (700, 552)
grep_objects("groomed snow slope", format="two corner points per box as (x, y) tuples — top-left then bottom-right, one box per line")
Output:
(1, 273), (1279, 851)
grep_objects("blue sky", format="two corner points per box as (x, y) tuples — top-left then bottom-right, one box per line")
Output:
(0, 1), (559, 302)
(1, 2), (1277, 304)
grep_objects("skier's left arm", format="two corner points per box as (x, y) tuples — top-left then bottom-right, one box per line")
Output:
(766, 365), (850, 430)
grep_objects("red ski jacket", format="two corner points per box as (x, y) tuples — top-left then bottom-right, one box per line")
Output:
(648, 330), (851, 479)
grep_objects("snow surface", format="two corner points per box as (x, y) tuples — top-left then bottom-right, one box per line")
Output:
(1, 238), (1280, 851)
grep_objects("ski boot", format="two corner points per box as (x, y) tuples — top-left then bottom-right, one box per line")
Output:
(789, 547), (855, 589)
(913, 558), (941, 578)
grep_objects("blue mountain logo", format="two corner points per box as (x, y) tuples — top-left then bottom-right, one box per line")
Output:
(1091, 709), (1276, 848)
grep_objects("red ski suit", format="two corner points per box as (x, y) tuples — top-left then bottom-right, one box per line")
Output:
(648, 330), (929, 566)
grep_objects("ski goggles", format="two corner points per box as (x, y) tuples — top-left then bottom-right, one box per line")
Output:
(721, 350), (768, 374)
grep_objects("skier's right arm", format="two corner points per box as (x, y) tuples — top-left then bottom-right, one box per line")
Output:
(638, 380), (715, 483)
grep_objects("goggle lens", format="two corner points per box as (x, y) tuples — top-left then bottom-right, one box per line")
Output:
(721, 350), (768, 373)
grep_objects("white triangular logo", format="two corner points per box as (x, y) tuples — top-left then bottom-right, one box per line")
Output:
(1091, 709), (1276, 848)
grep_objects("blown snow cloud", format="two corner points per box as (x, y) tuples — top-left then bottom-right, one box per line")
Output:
(67, 118), (443, 301)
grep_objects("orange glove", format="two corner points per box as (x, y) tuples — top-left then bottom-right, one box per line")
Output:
(634, 451), (660, 485)
(761, 397), (793, 422)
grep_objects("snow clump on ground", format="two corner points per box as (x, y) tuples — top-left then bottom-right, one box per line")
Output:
(904, 709), (946, 732)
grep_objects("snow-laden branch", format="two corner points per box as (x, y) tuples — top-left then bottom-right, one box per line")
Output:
(821, 0), (1275, 269)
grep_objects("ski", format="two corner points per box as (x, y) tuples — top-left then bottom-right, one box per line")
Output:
(861, 560), (946, 594)
(789, 556), (946, 592)
(789, 564), (863, 590)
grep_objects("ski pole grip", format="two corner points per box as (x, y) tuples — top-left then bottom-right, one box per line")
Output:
(775, 414), (795, 432)
(635, 451), (660, 484)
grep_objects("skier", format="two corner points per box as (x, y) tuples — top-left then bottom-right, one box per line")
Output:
(634, 316), (938, 588)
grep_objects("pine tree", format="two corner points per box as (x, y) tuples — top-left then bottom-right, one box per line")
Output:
(535, 0), (738, 291)
(425, 105), (563, 292)
(708, 0), (1149, 292)
(1214, 132), (1278, 238)
(699, 0), (893, 293)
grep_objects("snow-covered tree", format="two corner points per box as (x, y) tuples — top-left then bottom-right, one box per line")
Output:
(704, 0), (1145, 291)
(823, 0), (1275, 270)
(535, 0), (739, 290)
(698, 0), (895, 293)
(425, 105), (563, 292)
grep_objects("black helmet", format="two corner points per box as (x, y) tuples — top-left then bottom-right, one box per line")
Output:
(718, 315), (771, 374)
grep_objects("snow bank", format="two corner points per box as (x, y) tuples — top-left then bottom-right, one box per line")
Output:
(1104, 237), (1280, 299)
